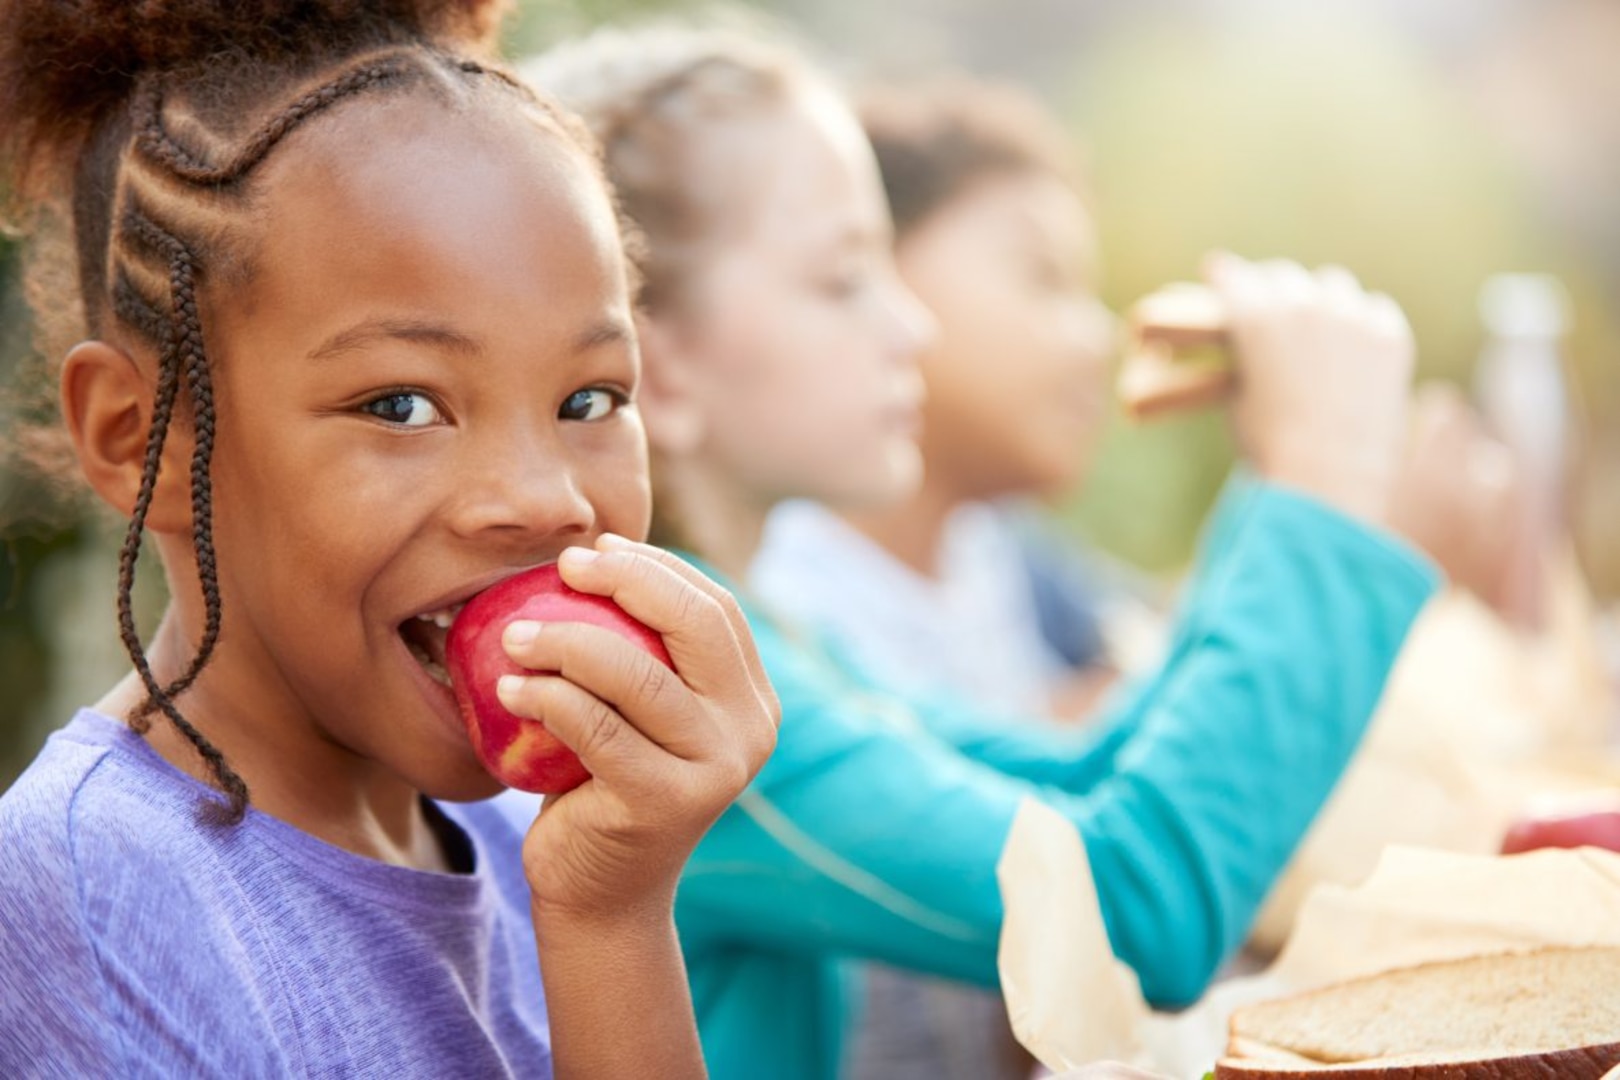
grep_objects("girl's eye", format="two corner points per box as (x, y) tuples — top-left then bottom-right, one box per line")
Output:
(1026, 255), (1069, 292)
(819, 268), (867, 301)
(559, 388), (624, 422)
(362, 392), (444, 428)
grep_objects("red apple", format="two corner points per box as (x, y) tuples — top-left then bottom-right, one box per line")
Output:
(446, 562), (672, 794)
(1499, 797), (1620, 856)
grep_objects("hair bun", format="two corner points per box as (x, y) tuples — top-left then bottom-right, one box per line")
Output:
(0, 0), (509, 202)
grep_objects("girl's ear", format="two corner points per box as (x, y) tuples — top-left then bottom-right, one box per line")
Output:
(60, 340), (196, 534)
(634, 313), (707, 458)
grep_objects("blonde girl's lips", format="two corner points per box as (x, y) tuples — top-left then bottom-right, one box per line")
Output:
(887, 398), (923, 433)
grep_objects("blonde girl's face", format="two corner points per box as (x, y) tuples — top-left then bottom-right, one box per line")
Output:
(186, 96), (651, 800)
(658, 86), (933, 511)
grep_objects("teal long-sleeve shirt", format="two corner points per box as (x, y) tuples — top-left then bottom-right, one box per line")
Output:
(674, 480), (1437, 1080)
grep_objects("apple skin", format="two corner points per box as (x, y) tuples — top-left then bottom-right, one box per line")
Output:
(1499, 805), (1620, 856)
(446, 562), (672, 794)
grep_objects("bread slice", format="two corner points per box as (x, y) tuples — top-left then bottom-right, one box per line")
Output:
(1214, 947), (1620, 1079)
(1128, 281), (1229, 349)
(1117, 282), (1236, 421)
(1116, 341), (1236, 421)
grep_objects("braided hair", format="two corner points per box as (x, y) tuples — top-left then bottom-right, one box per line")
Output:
(0, 0), (597, 823)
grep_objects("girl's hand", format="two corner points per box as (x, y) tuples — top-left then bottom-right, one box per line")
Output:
(1206, 253), (1416, 525)
(495, 533), (779, 918)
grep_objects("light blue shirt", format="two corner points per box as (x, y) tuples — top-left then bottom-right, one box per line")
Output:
(753, 499), (1071, 716)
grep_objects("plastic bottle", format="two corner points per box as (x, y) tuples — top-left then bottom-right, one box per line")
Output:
(1472, 272), (1573, 631)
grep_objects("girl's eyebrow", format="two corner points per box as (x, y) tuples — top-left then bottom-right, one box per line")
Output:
(575, 317), (633, 354)
(308, 318), (482, 362)
(308, 317), (632, 362)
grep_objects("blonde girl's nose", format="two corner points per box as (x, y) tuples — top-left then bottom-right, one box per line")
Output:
(882, 271), (938, 360)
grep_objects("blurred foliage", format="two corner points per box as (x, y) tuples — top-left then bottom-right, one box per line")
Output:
(0, 236), (47, 790)
(0, 233), (85, 791)
(1056, 7), (1619, 573)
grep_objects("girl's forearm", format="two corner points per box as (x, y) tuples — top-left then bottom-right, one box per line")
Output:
(534, 898), (706, 1080)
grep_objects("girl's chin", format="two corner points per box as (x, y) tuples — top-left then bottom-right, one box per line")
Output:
(877, 446), (926, 501)
(820, 464), (923, 513)
(418, 767), (508, 805)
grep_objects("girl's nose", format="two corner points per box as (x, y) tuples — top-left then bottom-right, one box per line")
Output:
(448, 438), (596, 544)
(882, 273), (938, 362)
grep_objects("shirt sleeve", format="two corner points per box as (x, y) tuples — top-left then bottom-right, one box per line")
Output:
(676, 482), (1438, 1007)
(0, 757), (289, 1079)
(0, 772), (123, 1078)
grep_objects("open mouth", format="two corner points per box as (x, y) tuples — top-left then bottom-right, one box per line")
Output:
(398, 603), (464, 688)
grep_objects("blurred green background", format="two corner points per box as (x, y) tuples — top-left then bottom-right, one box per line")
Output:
(5, 0), (1618, 788)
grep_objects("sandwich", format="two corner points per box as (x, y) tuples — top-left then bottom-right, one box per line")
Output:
(1116, 282), (1236, 422)
(1214, 946), (1620, 1079)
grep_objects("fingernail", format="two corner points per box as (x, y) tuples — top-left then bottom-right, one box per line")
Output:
(504, 621), (540, 648)
(496, 675), (526, 710)
(598, 532), (633, 550)
(560, 546), (599, 569)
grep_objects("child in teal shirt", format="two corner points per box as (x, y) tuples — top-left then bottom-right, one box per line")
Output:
(526, 25), (1435, 1080)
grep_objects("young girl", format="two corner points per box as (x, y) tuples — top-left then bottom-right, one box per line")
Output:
(0, 3), (777, 1076)
(526, 24), (1435, 1080)
(750, 77), (1128, 726)
(744, 79), (1128, 1079)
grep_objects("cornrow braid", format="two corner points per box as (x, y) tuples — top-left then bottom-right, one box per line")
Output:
(107, 220), (244, 823)
(97, 45), (559, 824)
(128, 56), (418, 185)
(114, 203), (221, 728)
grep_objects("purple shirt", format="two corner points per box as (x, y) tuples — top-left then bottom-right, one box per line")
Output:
(0, 710), (552, 1078)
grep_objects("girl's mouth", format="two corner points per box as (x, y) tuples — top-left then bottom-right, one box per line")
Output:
(398, 604), (464, 688)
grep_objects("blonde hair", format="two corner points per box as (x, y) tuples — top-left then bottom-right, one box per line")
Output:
(521, 22), (816, 315)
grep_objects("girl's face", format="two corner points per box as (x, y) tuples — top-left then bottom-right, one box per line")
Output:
(896, 169), (1116, 501)
(187, 96), (649, 800)
(651, 86), (933, 511)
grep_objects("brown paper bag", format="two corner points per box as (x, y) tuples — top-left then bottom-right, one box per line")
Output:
(1249, 546), (1619, 955)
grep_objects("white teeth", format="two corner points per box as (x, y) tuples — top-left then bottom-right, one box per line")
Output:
(405, 639), (452, 687)
(413, 604), (462, 630)
(423, 658), (449, 686)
